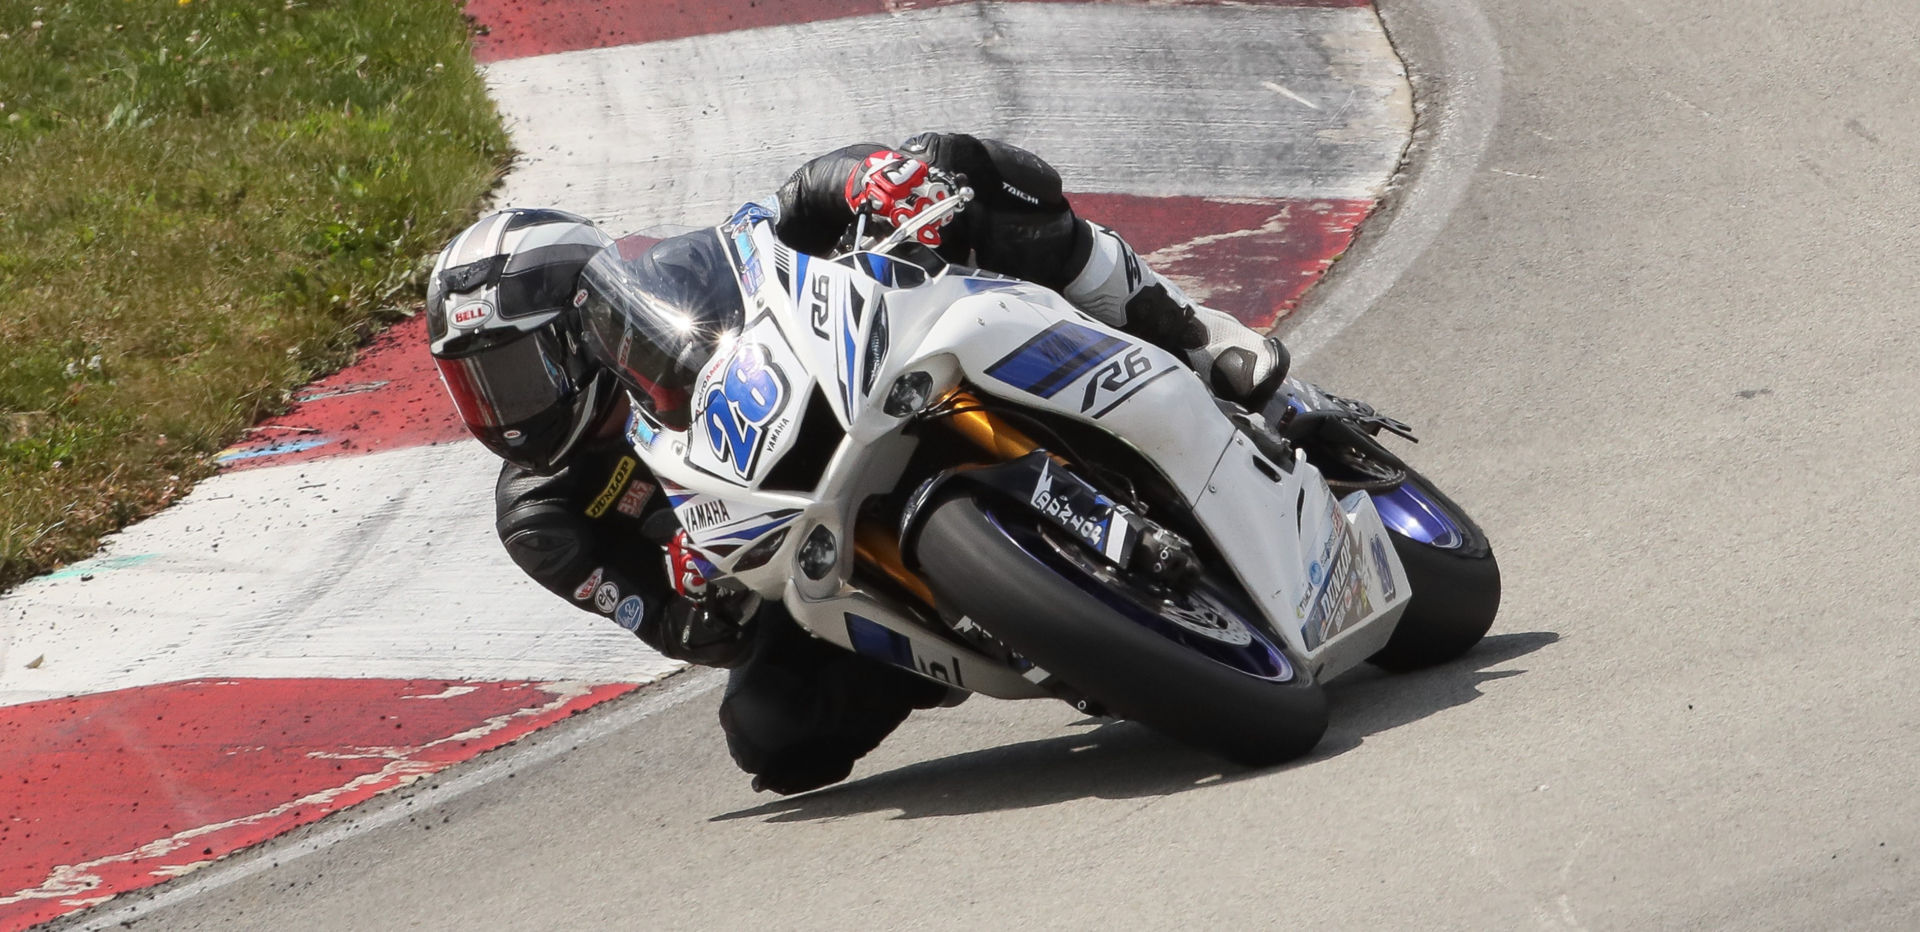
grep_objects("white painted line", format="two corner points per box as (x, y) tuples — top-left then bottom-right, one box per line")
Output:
(56, 669), (725, 932)
(0, 441), (682, 704)
(1263, 80), (1322, 110)
(1282, 0), (1505, 364)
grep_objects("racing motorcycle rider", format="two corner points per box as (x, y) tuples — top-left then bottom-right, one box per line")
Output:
(426, 139), (1291, 794)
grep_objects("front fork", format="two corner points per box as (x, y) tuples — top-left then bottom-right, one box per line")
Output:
(852, 390), (1040, 611)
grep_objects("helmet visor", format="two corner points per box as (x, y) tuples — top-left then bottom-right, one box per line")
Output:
(434, 324), (579, 429)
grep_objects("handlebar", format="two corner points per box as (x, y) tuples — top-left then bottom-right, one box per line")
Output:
(852, 186), (975, 254)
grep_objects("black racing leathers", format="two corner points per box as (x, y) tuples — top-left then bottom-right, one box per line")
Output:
(495, 434), (671, 639)
(775, 132), (1092, 291)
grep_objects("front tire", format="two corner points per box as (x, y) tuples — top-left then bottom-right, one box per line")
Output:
(913, 492), (1327, 767)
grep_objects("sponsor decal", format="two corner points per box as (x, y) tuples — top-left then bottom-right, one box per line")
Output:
(1370, 533), (1397, 600)
(593, 581), (620, 613)
(615, 479), (656, 518)
(844, 613), (967, 687)
(681, 498), (732, 531)
(1001, 181), (1041, 205)
(1304, 527), (1375, 649)
(725, 219), (765, 295)
(627, 411), (659, 450)
(701, 342), (788, 479)
(1080, 346), (1153, 413)
(572, 567), (604, 602)
(614, 595), (646, 631)
(808, 273), (832, 340)
(585, 456), (637, 518)
(1029, 460), (1110, 552)
(572, 288), (589, 308)
(450, 301), (492, 328)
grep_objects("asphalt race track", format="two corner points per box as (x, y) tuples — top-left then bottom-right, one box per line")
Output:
(55, 0), (1920, 928)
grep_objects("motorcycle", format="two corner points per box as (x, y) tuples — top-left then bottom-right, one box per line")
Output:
(602, 191), (1500, 765)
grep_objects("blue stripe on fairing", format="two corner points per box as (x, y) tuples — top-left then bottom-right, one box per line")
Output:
(845, 614), (914, 667)
(793, 253), (810, 303)
(984, 321), (1127, 398)
(841, 299), (859, 410)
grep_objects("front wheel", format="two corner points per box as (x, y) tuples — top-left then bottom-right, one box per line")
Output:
(1365, 467), (1502, 671)
(912, 491), (1327, 767)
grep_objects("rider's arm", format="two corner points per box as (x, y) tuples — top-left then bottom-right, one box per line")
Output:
(900, 132), (1090, 289)
(773, 141), (890, 256)
(494, 438), (670, 636)
(494, 437), (756, 667)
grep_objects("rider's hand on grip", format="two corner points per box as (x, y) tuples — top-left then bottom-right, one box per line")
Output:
(641, 595), (756, 668)
(842, 150), (957, 246)
(653, 529), (755, 667)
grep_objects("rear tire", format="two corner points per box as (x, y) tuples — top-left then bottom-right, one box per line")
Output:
(1365, 468), (1501, 672)
(913, 492), (1327, 767)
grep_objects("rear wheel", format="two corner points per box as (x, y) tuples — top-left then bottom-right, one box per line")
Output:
(913, 491), (1327, 767)
(1365, 467), (1501, 671)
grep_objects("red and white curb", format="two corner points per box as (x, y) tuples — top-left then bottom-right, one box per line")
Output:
(0, 1), (1409, 927)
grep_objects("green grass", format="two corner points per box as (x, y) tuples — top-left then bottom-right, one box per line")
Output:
(0, 0), (511, 589)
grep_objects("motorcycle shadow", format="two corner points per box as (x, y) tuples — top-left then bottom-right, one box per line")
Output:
(711, 718), (1240, 823)
(1315, 630), (1559, 756)
(713, 630), (1557, 823)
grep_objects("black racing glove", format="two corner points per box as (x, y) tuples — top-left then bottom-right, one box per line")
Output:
(640, 592), (757, 669)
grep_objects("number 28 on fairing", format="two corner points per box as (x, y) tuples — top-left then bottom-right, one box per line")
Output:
(703, 343), (788, 478)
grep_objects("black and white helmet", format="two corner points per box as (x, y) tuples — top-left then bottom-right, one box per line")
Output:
(427, 208), (616, 473)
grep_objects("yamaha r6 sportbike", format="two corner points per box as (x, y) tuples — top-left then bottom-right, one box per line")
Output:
(595, 191), (1500, 765)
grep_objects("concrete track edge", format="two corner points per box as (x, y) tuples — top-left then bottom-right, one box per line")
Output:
(1284, 0), (1503, 364)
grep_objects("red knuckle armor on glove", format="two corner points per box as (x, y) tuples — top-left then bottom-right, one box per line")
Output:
(843, 150), (955, 246)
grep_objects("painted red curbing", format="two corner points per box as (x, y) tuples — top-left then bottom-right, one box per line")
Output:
(216, 314), (462, 469)
(0, 678), (638, 932)
(1076, 194), (1374, 332)
(467, 0), (1374, 63)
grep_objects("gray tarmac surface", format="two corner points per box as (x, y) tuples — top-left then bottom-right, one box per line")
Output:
(87, 0), (1920, 928)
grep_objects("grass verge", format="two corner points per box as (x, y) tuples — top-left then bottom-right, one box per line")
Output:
(0, 0), (510, 590)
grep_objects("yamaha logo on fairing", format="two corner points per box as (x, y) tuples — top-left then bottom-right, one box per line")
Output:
(682, 498), (732, 531)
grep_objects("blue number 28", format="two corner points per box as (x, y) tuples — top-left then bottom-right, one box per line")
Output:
(704, 344), (786, 477)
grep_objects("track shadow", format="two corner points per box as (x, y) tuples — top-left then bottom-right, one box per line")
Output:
(1315, 630), (1560, 755)
(712, 630), (1557, 823)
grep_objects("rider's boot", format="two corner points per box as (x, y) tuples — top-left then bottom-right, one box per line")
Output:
(1061, 221), (1289, 411)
